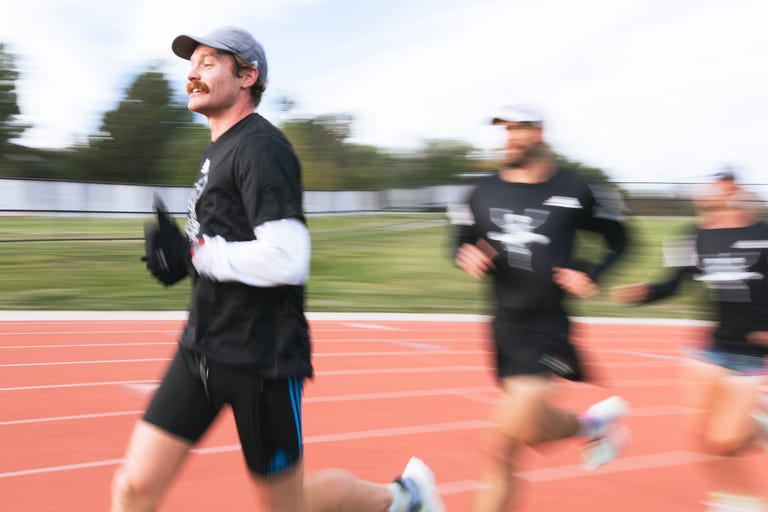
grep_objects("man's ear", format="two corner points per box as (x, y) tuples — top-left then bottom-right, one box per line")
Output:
(242, 66), (259, 88)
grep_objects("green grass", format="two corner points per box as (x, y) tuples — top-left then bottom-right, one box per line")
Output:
(0, 213), (714, 319)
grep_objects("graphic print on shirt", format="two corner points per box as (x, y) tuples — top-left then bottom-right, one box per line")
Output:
(694, 251), (763, 303)
(486, 207), (550, 270)
(186, 158), (210, 241)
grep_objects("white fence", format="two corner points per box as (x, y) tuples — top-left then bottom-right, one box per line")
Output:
(0, 178), (472, 217)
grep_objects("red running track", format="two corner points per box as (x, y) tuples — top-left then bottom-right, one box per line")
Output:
(1, 313), (766, 511)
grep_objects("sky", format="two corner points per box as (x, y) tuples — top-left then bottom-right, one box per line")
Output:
(2, 0), (767, 192)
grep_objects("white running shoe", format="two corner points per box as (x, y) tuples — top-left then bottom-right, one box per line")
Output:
(580, 396), (630, 471)
(704, 492), (767, 512)
(753, 410), (768, 450)
(582, 425), (631, 471)
(753, 394), (768, 450)
(582, 395), (630, 438)
(398, 457), (445, 512)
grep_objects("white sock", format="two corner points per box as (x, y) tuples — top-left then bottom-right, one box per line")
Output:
(387, 482), (412, 512)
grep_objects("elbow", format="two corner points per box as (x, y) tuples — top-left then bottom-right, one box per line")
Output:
(272, 244), (310, 286)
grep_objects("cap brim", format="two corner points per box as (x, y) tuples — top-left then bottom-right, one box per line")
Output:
(172, 34), (232, 60)
(490, 117), (542, 126)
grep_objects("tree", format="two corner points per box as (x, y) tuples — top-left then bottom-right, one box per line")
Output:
(551, 151), (612, 183)
(150, 123), (211, 185)
(419, 139), (479, 186)
(0, 43), (28, 150)
(281, 114), (356, 189)
(85, 68), (193, 183)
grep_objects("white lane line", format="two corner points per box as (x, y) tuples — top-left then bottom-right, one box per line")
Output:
(304, 387), (499, 403)
(0, 358), (171, 368)
(0, 459), (127, 479)
(0, 410), (143, 426)
(0, 330), (180, 336)
(0, 373), (682, 393)
(0, 403), (695, 428)
(314, 350), (486, 357)
(389, 341), (446, 350)
(612, 351), (681, 360)
(318, 366), (489, 376)
(1, 351), (486, 368)
(0, 311), (714, 325)
(0, 342), (175, 349)
(0, 436), (718, 484)
(438, 451), (722, 494)
(0, 311), (189, 321)
(0, 380), (160, 392)
(0, 420), (491, 478)
(306, 420), (492, 444)
(342, 322), (401, 331)
(517, 450), (719, 482)
(0, 396), (695, 427)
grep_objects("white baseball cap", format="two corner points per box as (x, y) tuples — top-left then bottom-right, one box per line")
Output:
(490, 105), (544, 126)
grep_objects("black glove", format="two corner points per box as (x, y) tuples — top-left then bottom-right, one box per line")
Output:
(142, 194), (191, 287)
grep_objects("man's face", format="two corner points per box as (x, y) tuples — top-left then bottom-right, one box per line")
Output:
(500, 122), (544, 168)
(714, 177), (738, 196)
(186, 45), (244, 116)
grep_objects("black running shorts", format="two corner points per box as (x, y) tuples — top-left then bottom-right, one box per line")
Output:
(492, 308), (585, 381)
(144, 346), (304, 476)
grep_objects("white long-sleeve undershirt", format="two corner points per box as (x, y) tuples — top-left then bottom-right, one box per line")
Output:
(191, 218), (310, 287)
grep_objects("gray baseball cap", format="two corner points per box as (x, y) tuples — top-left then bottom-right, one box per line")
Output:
(713, 165), (737, 181)
(490, 105), (544, 126)
(172, 26), (267, 82)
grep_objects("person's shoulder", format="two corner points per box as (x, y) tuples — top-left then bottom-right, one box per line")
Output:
(241, 114), (289, 142)
(460, 171), (498, 192)
(236, 114), (295, 157)
(549, 170), (598, 201)
(550, 168), (590, 189)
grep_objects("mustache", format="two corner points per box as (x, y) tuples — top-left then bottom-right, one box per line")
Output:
(186, 81), (210, 95)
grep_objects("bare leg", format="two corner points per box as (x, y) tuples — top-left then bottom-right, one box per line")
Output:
(680, 358), (763, 454)
(111, 420), (193, 512)
(305, 468), (394, 512)
(680, 357), (766, 500)
(472, 376), (579, 512)
(248, 460), (393, 512)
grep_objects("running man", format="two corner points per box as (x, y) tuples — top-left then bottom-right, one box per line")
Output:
(451, 105), (631, 512)
(612, 179), (768, 511)
(111, 26), (443, 512)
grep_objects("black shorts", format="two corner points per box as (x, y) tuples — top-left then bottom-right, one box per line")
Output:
(492, 309), (585, 381)
(143, 346), (304, 476)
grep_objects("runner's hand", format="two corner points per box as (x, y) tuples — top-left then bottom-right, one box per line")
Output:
(747, 331), (768, 346)
(142, 195), (191, 287)
(552, 267), (596, 298)
(455, 241), (496, 279)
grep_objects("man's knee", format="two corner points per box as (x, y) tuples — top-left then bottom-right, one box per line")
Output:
(111, 466), (160, 512)
(701, 431), (749, 456)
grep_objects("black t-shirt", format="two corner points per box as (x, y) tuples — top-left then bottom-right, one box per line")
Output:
(455, 170), (627, 312)
(179, 113), (312, 378)
(646, 221), (768, 355)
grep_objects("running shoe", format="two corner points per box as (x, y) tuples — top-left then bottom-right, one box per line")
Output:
(582, 425), (631, 471)
(752, 409), (768, 450)
(580, 396), (630, 471)
(396, 457), (445, 512)
(581, 395), (630, 438)
(704, 492), (767, 512)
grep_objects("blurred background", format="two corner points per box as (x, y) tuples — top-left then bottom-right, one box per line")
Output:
(1, 0), (766, 315)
